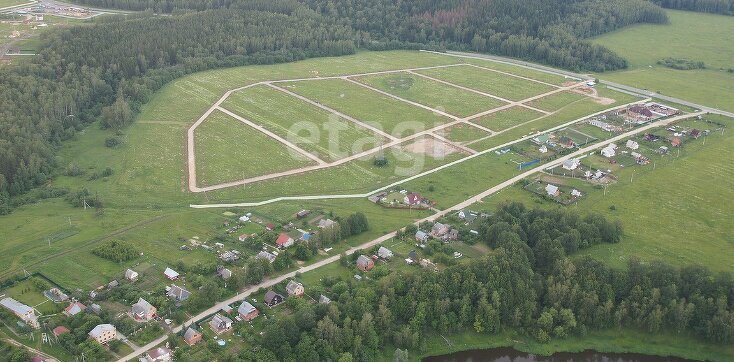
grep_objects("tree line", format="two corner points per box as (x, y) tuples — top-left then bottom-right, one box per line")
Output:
(200, 203), (733, 361)
(651, 0), (734, 15)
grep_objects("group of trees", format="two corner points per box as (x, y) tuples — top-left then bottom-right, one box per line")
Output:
(91, 240), (139, 262)
(215, 203), (733, 361)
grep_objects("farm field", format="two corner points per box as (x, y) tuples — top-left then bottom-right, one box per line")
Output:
(354, 71), (506, 117)
(220, 85), (385, 162)
(0, 0), (28, 8)
(194, 110), (315, 186)
(279, 78), (449, 136)
(593, 10), (734, 112)
(416, 64), (557, 101)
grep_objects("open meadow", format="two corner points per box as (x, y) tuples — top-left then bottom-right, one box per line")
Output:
(593, 10), (734, 112)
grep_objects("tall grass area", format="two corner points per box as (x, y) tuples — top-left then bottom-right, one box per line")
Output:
(593, 10), (734, 112)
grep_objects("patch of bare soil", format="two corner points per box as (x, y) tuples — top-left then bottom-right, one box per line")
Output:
(573, 86), (616, 105)
(404, 136), (463, 158)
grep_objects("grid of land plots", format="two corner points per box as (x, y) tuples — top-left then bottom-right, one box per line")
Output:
(188, 63), (607, 191)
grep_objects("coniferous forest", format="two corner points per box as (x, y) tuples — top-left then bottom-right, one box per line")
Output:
(0, 0), (684, 209)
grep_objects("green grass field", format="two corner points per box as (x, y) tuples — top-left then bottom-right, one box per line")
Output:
(194, 110), (315, 186)
(221, 85), (385, 162)
(416, 65), (556, 101)
(528, 91), (588, 112)
(280, 78), (449, 137)
(481, 116), (734, 272)
(593, 10), (734, 112)
(441, 123), (492, 143)
(354, 72), (506, 117)
(471, 107), (545, 131)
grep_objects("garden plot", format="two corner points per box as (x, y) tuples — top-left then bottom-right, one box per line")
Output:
(471, 106), (545, 131)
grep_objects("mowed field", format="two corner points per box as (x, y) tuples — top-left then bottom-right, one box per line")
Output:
(279, 78), (449, 137)
(593, 10), (734, 112)
(220, 85), (385, 162)
(194, 110), (315, 186)
(416, 64), (557, 101)
(354, 71), (506, 117)
(472, 106), (545, 131)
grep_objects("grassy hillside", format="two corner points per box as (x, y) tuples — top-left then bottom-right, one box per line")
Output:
(593, 10), (734, 112)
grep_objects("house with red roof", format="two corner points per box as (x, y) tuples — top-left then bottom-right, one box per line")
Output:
(275, 233), (294, 248)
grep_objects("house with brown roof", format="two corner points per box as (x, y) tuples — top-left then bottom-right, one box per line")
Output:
(431, 222), (449, 237)
(131, 298), (156, 321)
(264, 290), (285, 306)
(209, 313), (233, 334)
(404, 192), (422, 206)
(238, 301), (259, 321)
(356, 255), (374, 272)
(63, 301), (86, 317)
(183, 327), (202, 346)
(286, 280), (304, 296)
(145, 347), (173, 362)
(52, 326), (70, 337)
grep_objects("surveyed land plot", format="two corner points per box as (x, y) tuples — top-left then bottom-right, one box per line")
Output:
(528, 91), (588, 112)
(416, 64), (557, 101)
(194, 110), (315, 186)
(471, 106), (546, 132)
(439, 123), (493, 144)
(353, 72), (506, 118)
(221, 85), (387, 162)
(280, 78), (450, 137)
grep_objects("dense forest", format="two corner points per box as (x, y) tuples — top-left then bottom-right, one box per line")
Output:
(652, 0), (734, 15)
(0, 0), (669, 210)
(183, 203), (733, 361)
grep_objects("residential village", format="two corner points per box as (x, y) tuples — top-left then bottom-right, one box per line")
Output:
(0, 200), (497, 360)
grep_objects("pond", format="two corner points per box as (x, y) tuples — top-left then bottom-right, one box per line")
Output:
(423, 347), (695, 362)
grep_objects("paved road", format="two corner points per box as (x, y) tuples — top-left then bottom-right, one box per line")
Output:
(124, 109), (703, 361)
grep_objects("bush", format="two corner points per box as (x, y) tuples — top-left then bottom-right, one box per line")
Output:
(657, 58), (705, 70)
(105, 137), (121, 147)
(92, 240), (139, 262)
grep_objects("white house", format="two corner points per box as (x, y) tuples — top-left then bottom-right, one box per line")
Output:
(626, 139), (639, 150)
(163, 267), (179, 280)
(545, 184), (560, 197)
(539, 145), (548, 153)
(239, 215), (250, 222)
(125, 269), (138, 281)
(562, 158), (580, 171)
(377, 246), (393, 259)
(601, 143), (617, 158)
(0, 298), (39, 329)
